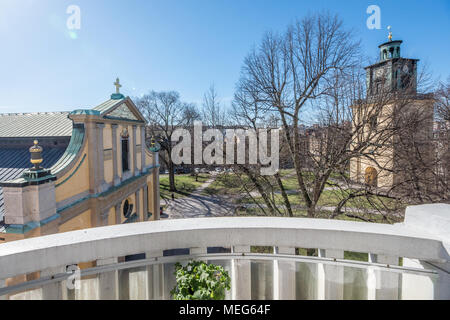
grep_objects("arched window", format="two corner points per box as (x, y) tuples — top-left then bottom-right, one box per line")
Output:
(365, 167), (378, 187)
(123, 199), (133, 218)
(121, 128), (130, 172)
(389, 47), (394, 58)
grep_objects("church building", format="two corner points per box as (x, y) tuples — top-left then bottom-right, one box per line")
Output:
(0, 79), (161, 244)
(349, 30), (435, 189)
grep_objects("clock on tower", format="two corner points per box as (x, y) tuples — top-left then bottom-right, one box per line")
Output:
(365, 27), (418, 97)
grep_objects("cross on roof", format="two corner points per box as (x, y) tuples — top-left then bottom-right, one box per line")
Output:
(114, 78), (122, 94)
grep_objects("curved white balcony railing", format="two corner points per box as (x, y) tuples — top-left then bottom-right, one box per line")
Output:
(0, 204), (449, 300)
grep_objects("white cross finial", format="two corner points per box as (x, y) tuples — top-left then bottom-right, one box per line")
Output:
(114, 78), (122, 94)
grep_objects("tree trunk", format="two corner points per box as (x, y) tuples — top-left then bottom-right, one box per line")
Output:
(241, 166), (277, 215)
(307, 203), (316, 218)
(168, 159), (177, 192)
(275, 173), (293, 217)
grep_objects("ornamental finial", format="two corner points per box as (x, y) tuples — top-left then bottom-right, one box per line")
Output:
(29, 139), (43, 170)
(387, 26), (393, 42)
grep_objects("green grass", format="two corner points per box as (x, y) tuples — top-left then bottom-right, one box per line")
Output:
(246, 187), (401, 213)
(199, 169), (404, 222)
(234, 206), (402, 224)
(202, 173), (248, 196)
(344, 251), (369, 262)
(160, 173), (210, 200)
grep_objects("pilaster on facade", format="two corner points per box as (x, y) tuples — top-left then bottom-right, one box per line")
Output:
(96, 123), (107, 193)
(115, 203), (122, 225)
(143, 185), (149, 221)
(135, 189), (141, 222)
(86, 121), (100, 194)
(140, 126), (146, 173)
(132, 125), (138, 176)
(111, 124), (120, 186)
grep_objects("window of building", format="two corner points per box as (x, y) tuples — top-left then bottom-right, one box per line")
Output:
(369, 115), (377, 130)
(364, 167), (378, 187)
(122, 138), (129, 172)
(123, 199), (133, 218)
(375, 82), (382, 94)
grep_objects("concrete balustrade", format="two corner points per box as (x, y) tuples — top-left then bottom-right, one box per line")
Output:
(231, 245), (251, 300)
(97, 258), (119, 300)
(41, 266), (66, 300)
(273, 247), (296, 300)
(0, 204), (448, 300)
(145, 250), (164, 300)
(0, 279), (6, 300)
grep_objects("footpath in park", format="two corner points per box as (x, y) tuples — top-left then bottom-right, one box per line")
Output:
(164, 177), (235, 219)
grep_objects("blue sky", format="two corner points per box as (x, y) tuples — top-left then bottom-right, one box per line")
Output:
(0, 0), (449, 113)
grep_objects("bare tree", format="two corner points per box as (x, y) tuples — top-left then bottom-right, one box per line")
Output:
(394, 78), (450, 203)
(433, 79), (450, 198)
(135, 91), (193, 192)
(436, 78), (450, 121)
(231, 12), (437, 221)
(234, 12), (362, 218)
(202, 84), (227, 128)
(182, 103), (202, 126)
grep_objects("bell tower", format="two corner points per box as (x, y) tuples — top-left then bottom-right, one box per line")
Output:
(365, 27), (418, 97)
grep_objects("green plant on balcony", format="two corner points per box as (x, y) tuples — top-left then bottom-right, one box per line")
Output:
(171, 260), (231, 300)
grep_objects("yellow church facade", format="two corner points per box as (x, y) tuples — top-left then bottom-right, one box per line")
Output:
(349, 35), (434, 189)
(0, 80), (161, 244)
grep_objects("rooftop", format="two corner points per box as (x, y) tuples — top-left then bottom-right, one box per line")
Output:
(0, 146), (67, 223)
(0, 112), (72, 138)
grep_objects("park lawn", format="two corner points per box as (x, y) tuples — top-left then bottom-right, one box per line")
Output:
(202, 173), (250, 196)
(247, 190), (400, 212)
(160, 173), (210, 200)
(235, 205), (402, 224)
(278, 169), (296, 177)
(278, 172), (315, 190)
(203, 170), (402, 214)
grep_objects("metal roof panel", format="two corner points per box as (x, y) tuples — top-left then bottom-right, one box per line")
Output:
(0, 112), (72, 138)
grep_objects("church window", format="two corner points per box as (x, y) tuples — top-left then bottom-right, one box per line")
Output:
(122, 138), (129, 172)
(123, 199), (133, 218)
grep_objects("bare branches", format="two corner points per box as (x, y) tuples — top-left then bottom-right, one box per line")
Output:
(202, 84), (227, 128)
(134, 91), (199, 192)
(232, 12), (444, 220)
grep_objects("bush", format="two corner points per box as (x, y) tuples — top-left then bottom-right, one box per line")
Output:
(171, 260), (231, 300)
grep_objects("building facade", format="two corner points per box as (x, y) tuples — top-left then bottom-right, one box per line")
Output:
(350, 35), (434, 189)
(0, 80), (161, 244)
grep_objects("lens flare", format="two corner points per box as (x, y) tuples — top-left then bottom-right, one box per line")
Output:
(69, 31), (78, 40)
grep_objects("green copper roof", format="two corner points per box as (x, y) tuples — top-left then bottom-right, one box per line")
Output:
(51, 124), (86, 176)
(0, 112), (72, 138)
(70, 109), (101, 116)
